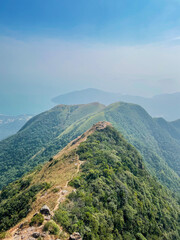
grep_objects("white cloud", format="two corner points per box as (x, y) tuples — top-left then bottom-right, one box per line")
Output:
(0, 36), (180, 97)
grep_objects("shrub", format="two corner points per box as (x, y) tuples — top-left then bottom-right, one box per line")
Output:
(30, 213), (44, 226)
(52, 188), (59, 193)
(0, 232), (6, 239)
(43, 220), (60, 235)
(43, 182), (51, 191)
(136, 233), (147, 240)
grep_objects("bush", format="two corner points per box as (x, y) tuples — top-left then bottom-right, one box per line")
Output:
(30, 213), (44, 226)
(0, 183), (44, 232)
(136, 233), (147, 240)
(43, 220), (60, 235)
(52, 188), (59, 193)
(0, 232), (6, 239)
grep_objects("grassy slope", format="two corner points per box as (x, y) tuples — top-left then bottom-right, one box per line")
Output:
(0, 122), (109, 236)
(52, 102), (180, 192)
(0, 102), (179, 194)
(0, 103), (105, 189)
(1, 123), (179, 240)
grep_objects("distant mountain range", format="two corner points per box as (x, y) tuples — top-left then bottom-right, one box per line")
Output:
(52, 88), (180, 121)
(0, 114), (32, 140)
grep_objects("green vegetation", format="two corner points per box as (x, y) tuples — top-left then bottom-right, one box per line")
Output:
(0, 103), (104, 189)
(103, 103), (180, 192)
(43, 220), (60, 235)
(0, 177), (46, 232)
(54, 126), (180, 240)
(0, 232), (6, 239)
(30, 213), (44, 226)
(0, 102), (180, 195)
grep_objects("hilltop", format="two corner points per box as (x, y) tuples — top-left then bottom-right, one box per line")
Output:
(52, 88), (180, 120)
(0, 122), (179, 240)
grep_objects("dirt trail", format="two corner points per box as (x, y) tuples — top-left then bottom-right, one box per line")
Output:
(6, 122), (110, 239)
(53, 158), (83, 212)
(7, 160), (83, 240)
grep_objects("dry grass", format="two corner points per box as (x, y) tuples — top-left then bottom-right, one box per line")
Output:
(5, 121), (110, 240)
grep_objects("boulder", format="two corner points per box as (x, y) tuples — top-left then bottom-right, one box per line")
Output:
(19, 221), (29, 229)
(69, 232), (82, 240)
(32, 232), (40, 238)
(40, 205), (51, 216)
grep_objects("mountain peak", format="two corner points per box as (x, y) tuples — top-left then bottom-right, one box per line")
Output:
(90, 121), (111, 130)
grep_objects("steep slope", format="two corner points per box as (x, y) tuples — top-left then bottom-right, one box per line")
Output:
(55, 124), (180, 240)
(48, 102), (180, 192)
(0, 103), (105, 189)
(103, 103), (180, 182)
(0, 114), (32, 140)
(0, 123), (179, 240)
(0, 122), (110, 239)
(154, 117), (180, 175)
(170, 119), (180, 133)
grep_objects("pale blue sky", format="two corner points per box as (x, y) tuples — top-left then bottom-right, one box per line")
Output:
(1, 0), (180, 114)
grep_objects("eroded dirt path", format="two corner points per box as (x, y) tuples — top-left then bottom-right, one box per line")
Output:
(53, 158), (84, 212)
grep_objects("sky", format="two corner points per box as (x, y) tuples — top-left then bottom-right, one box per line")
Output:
(1, 0), (180, 114)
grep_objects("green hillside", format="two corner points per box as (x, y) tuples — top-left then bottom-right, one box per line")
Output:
(55, 125), (180, 239)
(170, 119), (180, 133)
(0, 103), (105, 188)
(48, 102), (180, 192)
(0, 124), (179, 239)
(102, 103), (180, 191)
(0, 102), (179, 194)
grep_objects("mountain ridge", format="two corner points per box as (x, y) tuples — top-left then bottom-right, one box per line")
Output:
(0, 102), (179, 193)
(52, 88), (180, 121)
(1, 123), (179, 240)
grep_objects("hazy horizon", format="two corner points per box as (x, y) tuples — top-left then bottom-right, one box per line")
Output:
(1, 0), (180, 114)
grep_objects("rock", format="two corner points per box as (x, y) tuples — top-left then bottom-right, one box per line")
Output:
(14, 230), (22, 236)
(40, 205), (51, 216)
(19, 221), (29, 230)
(61, 190), (68, 195)
(69, 232), (82, 240)
(44, 215), (51, 221)
(41, 233), (46, 237)
(33, 212), (39, 217)
(19, 223), (24, 229)
(32, 232), (40, 238)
